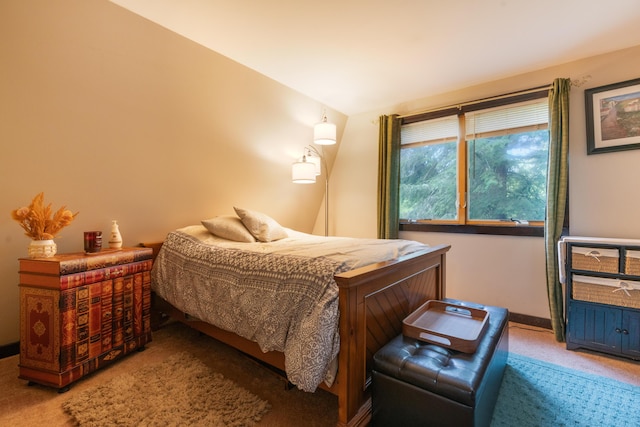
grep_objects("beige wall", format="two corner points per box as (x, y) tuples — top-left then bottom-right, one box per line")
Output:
(0, 1), (345, 345)
(332, 45), (640, 319)
(2, 0), (639, 346)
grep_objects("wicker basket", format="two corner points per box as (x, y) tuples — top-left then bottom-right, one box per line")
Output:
(572, 275), (640, 309)
(571, 246), (619, 273)
(625, 250), (640, 276)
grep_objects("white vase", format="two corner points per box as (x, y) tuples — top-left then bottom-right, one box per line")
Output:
(28, 239), (57, 258)
(108, 220), (123, 249)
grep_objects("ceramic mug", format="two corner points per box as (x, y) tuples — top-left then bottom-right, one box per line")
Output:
(84, 231), (102, 253)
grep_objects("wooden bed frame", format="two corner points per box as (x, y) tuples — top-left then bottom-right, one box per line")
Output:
(143, 241), (450, 427)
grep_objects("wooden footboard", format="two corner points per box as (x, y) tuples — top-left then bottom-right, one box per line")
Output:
(334, 244), (449, 427)
(143, 242), (450, 427)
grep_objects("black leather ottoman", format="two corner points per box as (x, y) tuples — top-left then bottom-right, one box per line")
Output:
(372, 299), (509, 427)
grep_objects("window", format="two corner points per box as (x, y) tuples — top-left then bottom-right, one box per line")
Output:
(399, 89), (549, 235)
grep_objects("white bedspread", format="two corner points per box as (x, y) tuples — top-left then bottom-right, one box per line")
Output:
(179, 225), (428, 270)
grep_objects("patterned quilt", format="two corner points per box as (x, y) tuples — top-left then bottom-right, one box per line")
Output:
(152, 231), (351, 391)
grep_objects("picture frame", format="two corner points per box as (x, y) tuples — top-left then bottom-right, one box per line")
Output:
(585, 77), (640, 155)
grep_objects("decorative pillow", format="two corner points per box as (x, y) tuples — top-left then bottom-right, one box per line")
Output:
(201, 216), (256, 243)
(233, 207), (288, 242)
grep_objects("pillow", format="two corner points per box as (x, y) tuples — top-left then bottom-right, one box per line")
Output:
(233, 207), (288, 242)
(201, 216), (256, 243)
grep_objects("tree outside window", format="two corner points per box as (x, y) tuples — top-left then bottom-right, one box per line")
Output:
(399, 94), (549, 230)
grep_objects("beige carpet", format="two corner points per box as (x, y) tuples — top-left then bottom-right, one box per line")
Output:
(0, 321), (337, 426)
(62, 352), (270, 426)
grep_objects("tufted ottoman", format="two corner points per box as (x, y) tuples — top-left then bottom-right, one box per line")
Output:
(371, 299), (508, 427)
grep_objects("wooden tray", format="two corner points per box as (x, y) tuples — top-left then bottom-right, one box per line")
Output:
(402, 300), (490, 353)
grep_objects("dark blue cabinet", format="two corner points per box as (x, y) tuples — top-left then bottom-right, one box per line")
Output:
(622, 310), (640, 358)
(567, 301), (640, 359)
(565, 241), (640, 361)
(567, 302), (620, 351)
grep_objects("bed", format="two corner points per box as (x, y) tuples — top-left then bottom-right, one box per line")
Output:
(145, 210), (450, 427)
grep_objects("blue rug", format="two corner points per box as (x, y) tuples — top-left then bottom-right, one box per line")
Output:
(491, 353), (640, 427)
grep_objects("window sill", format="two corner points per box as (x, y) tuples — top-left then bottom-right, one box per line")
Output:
(399, 222), (544, 237)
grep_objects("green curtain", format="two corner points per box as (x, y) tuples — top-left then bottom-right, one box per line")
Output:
(377, 114), (401, 239)
(545, 78), (571, 342)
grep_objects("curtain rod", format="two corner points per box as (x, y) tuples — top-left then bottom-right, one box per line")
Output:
(397, 84), (551, 119)
(397, 76), (591, 119)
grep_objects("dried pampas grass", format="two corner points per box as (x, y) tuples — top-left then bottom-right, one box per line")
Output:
(11, 192), (79, 240)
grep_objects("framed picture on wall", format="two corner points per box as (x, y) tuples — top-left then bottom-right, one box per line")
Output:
(585, 77), (640, 155)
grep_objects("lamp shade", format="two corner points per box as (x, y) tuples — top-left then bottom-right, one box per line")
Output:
(306, 153), (322, 175)
(292, 159), (316, 183)
(314, 119), (336, 145)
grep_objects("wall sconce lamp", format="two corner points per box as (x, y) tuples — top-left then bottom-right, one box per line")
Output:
(292, 145), (329, 236)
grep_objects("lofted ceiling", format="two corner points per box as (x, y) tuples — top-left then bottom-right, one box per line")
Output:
(110, 0), (640, 115)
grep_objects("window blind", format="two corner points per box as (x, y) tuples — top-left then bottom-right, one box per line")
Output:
(465, 99), (548, 140)
(401, 115), (459, 147)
